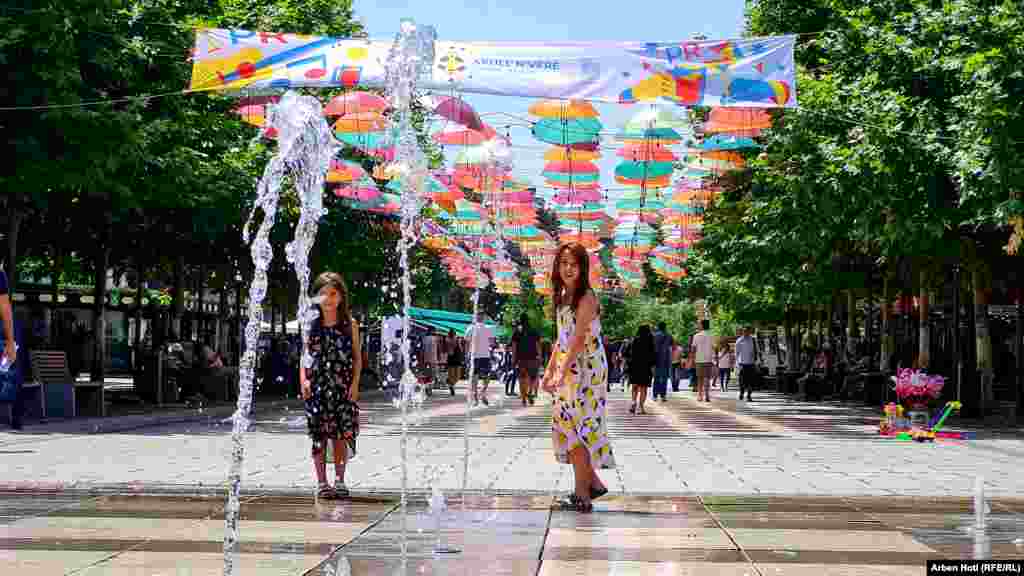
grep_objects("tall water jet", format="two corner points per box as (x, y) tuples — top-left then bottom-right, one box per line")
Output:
(383, 17), (436, 571)
(223, 91), (334, 576)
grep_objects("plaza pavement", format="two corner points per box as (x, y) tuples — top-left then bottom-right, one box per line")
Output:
(2, 382), (1023, 574)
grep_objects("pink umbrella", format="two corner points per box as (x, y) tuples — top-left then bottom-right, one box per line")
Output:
(432, 123), (497, 145)
(551, 189), (604, 203)
(426, 95), (483, 130)
(324, 91), (389, 116)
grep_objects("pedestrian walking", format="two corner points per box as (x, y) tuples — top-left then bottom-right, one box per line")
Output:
(301, 272), (361, 500)
(465, 320), (494, 406)
(717, 343), (734, 392)
(690, 319), (714, 402)
(671, 341), (683, 392)
(628, 325), (656, 414)
(735, 326), (759, 401)
(445, 329), (463, 396)
(541, 243), (613, 513)
(511, 313), (541, 405)
(0, 268), (26, 430)
(652, 321), (673, 401)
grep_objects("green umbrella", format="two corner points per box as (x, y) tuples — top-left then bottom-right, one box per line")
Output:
(615, 161), (674, 180)
(532, 117), (602, 146)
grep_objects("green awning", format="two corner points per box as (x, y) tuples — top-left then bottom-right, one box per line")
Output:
(408, 306), (509, 338)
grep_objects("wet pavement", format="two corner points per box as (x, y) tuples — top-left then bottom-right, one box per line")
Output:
(3, 491), (1023, 574)
(2, 383), (1024, 572)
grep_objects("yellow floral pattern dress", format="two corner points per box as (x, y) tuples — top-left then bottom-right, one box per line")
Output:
(551, 302), (615, 469)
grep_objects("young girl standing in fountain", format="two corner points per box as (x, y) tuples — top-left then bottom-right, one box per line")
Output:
(541, 242), (614, 513)
(302, 272), (361, 499)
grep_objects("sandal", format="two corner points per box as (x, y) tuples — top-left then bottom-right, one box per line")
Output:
(590, 485), (608, 500)
(629, 403), (636, 414)
(334, 481), (349, 498)
(555, 494), (592, 513)
(317, 484), (336, 500)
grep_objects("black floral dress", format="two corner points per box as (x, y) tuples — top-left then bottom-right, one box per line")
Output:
(305, 320), (359, 458)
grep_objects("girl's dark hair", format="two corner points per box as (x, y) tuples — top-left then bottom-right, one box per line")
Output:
(312, 271), (352, 335)
(550, 242), (591, 314)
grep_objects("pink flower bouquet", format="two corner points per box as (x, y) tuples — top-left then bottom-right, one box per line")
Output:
(891, 368), (944, 409)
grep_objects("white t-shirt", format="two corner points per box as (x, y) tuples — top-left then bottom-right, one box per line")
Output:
(465, 324), (493, 359)
(692, 331), (714, 364)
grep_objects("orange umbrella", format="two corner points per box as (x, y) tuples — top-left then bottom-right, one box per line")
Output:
(528, 99), (599, 118)
(703, 108), (772, 134)
(615, 174), (672, 187)
(334, 112), (387, 133)
(544, 147), (601, 162)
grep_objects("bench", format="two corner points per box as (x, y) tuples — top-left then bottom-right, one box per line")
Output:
(30, 350), (105, 418)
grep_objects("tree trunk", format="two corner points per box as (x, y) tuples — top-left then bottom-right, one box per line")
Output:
(847, 291), (857, 357)
(1015, 295), (1022, 424)
(973, 265), (993, 414)
(783, 307), (793, 370)
(6, 209), (21, 288)
(172, 255), (185, 340)
(91, 216), (111, 383)
(135, 257), (145, 370)
(881, 275), (892, 372)
(218, 262), (229, 357)
(197, 262), (207, 345)
(918, 269), (930, 370)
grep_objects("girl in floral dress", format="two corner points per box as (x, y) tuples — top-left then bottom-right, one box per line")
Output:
(541, 243), (615, 513)
(301, 272), (361, 500)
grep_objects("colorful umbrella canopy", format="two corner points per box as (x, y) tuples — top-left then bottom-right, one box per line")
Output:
(432, 122), (497, 145)
(233, 104), (266, 127)
(326, 158), (367, 183)
(550, 189), (604, 204)
(617, 144), (677, 163)
(333, 112), (387, 133)
(423, 95), (483, 130)
(614, 161), (674, 180)
(698, 134), (760, 150)
(528, 99), (599, 118)
(324, 92), (389, 116)
(334, 176), (381, 202)
(703, 107), (773, 134)
(532, 118), (602, 146)
(544, 147), (601, 162)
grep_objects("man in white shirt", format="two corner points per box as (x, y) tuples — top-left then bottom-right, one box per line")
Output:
(735, 326), (759, 401)
(465, 322), (494, 406)
(689, 319), (714, 402)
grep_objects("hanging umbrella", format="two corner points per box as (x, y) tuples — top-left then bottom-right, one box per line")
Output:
(423, 95), (483, 130)
(334, 176), (382, 202)
(544, 147), (601, 162)
(545, 179), (602, 191)
(699, 134), (760, 150)
(528, 99), (599, 118)
(542, 170), (601, 184)
(532, 117), (602, 146)
(614, 161), (674, 181)
(333, 112), (388, 133)
(542, 160), (600, 175)
(433, 122), (498, 145)
(326, 158), (368, 183)
(617, 144), (677, 163)
(703, 107), (772, 134)
(550, 188), (603, 204)
(324, 91), (389, 116)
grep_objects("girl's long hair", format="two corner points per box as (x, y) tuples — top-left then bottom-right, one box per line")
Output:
(312, 271), (352, 335)
(550, 242), (591, 314)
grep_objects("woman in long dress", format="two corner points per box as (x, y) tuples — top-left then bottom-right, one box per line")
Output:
(541, 243), (615, 513)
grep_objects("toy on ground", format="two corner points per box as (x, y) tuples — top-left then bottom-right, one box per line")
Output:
(880, 400), (974, 441)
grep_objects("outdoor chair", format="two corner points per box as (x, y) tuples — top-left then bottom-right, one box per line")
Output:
(30, 350), (104, 418)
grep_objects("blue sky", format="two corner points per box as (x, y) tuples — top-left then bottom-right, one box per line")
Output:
(352, 0), (749, 203)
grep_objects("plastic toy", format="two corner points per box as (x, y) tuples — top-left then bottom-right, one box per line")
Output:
(880, 400), (973, 442)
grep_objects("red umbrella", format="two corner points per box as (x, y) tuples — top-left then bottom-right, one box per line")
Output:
(433, 123), (497, 145)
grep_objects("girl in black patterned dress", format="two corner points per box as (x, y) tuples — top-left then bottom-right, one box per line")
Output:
(302, 272), (361, 499)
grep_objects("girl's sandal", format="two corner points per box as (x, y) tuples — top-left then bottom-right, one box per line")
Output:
(555, 494), (593, 513)
(590, 485), (608, 500)
(317, 484), (336, 500)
